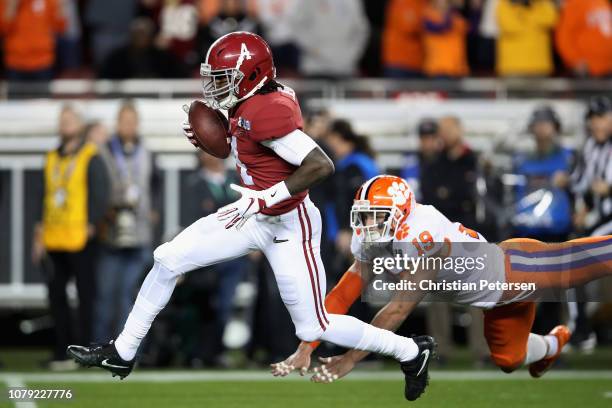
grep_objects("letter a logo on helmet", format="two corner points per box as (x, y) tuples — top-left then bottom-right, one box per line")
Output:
(238, 43), (252, 67)
(200, 32), (276, 110)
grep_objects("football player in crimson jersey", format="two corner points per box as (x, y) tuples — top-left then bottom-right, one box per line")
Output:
(67, 32), (435, 401)
(272, 175), (612, 383)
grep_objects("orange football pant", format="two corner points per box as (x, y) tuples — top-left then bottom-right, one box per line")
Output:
(483, 302), (536, 372)
(485, 235), (611, 372)
(501, 235), (612, 291)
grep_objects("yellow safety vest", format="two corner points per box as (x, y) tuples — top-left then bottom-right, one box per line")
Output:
(42, 142), (98, 251)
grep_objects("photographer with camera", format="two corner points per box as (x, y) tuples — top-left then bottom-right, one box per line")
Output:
(93, 100), (160, 343)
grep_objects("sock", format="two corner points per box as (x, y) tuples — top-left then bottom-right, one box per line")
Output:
(524, 333), (548, 365)
(115, 262), (178, 361)
(544, 335), (558, 358)
(320, 314), (419, 363)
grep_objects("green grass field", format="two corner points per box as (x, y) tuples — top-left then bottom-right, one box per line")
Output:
(1, 372), (611, 408)
(1, 348), (611, 408)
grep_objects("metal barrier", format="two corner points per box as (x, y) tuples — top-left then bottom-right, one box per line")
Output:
(0, 153), (198, 308)
(2, 78), (612, 100)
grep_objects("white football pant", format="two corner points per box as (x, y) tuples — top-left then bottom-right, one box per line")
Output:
(115, 197), (417, 362)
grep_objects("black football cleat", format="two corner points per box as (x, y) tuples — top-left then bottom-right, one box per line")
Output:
(400, 335), (437, 401)
(67, 340), (134, 379)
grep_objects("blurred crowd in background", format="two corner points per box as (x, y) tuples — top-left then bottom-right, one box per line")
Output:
(0, 0), (611, 81)
(28, 93), (612, 370)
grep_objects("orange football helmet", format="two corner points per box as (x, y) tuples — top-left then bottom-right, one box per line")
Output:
(350, 175), (416, 242)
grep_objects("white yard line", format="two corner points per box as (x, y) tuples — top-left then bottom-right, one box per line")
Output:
(4, 376), (37, 408)
(0, 370), (611, 383)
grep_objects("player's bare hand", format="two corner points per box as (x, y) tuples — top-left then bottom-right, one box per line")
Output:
(270, 345), (312, 377)
(311, 355), (355, 384)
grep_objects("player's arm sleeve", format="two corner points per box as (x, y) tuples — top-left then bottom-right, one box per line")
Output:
(261, 129), (319, 166)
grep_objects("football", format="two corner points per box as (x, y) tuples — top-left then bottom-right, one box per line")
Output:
(188, 100), (231, 158)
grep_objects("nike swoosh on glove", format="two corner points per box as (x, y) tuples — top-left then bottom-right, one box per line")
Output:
(216, 182), (292, 229)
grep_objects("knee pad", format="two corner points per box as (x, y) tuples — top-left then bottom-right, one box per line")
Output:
(152, 244), (181, 278)
(153, 242), (180, 275)
(295, 324), (325, 343)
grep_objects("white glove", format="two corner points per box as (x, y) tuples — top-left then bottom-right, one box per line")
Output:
(217, 182), (292, 229)
(181, 104), (199, 148)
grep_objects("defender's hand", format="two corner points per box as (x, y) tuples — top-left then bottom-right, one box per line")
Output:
(270, 345), (313, 377)
(311, 355), (356, 383)
(216, 184), (265, 229)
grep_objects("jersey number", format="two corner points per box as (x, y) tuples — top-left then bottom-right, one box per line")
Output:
(411, 231), (451, 257)
(411, 231), (434, 257)
(231, 137), (254, 185)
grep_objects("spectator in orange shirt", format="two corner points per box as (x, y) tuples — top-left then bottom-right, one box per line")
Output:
(382, 0), (426, 78)
(556, 0), (612, 78)
(0, 0), (66, 80)
(422, 0), (469, 78)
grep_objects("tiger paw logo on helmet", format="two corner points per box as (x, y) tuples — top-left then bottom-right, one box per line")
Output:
(395, 223), (410, 240)
(387, 181), (411, 206)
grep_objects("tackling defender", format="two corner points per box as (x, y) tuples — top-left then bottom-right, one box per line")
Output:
(272, 175), (612, 382)
(67, 33), (435, 401)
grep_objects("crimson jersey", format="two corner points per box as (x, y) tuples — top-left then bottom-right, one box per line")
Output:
(228, 87), (307, 216)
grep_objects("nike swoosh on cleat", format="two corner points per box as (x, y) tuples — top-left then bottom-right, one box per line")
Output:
(416, 349), (430, 377)
(101, 359), (129, 370)
(273, 237), (289, 243)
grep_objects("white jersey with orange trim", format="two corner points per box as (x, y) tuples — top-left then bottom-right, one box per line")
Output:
(351, 204), (506, 307)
